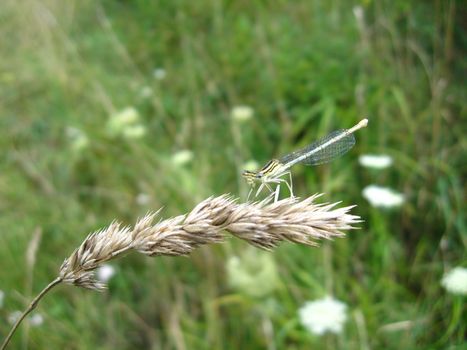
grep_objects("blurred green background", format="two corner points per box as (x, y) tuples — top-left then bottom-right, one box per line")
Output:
(0, 0), (465, 349)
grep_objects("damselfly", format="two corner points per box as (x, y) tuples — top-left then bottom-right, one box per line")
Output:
(242, 118), (368, 201)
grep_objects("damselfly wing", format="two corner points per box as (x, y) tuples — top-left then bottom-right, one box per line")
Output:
(279, 130), (356, 167)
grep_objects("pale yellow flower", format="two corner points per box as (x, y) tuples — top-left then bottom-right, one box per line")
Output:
(110, 107), (139, 126)
(231, 105), (254, 122)
(122, 124), (146, 139)
(242, 160), (259, 172)
(227, 248), (278, 298)
(107, 107), (146, 139)
(172, 150), (193, 166)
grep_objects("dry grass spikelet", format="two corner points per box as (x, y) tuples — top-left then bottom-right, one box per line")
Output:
(59, 222), (133, 290)
(59, 194), (360, 291)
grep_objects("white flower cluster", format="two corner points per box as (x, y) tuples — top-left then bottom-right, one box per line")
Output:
(8, 310), (22, 325)
(358, 154), (393, 169)
(3, 290), (45, 327)
(362, 185), (405, 208)
(359, 153), (404, 208)
(139, 86), (153, 98)
(96, 264), (116, 283)
(153, 68), (166, 80)
(441, 267), (467, 295)
(7, 311), (44, 326)
(298, 296), (348, 335)
(29, 313), (44, 326)
(136, 193), (151, 206)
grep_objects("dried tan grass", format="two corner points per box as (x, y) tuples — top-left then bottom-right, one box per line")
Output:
(59, 193), (360, 290)
(2, 193), (360, 349)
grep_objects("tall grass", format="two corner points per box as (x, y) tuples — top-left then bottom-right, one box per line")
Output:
(0, 0), (464, 348)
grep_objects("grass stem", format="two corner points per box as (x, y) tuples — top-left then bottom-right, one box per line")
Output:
(1, 277), (63, 350)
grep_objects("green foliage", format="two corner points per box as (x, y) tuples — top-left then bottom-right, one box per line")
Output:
(0, 0), (464, 349)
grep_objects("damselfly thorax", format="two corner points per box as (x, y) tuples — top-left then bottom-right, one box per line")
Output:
(242, 159), (293, 201)
(242, 118), (368, 201)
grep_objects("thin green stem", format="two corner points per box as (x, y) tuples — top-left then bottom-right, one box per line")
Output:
(1, 277), (63, 350)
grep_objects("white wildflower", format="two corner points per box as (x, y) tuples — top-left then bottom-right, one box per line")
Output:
(29, 313), (44, 326)
(227, 248), (278, 298)
(441, 267), (467, 296)
(0, 290), (4, 308)
(172, 150), (193, 166)
(96, 264), (116, 283)
(358, 154), (393, 169)
(136, 193), (151, 206)
(299, 296), (348, 335)
(66, 127), (89, 152)
(231, 105), (254, 122)
(153, 68), (166, 80)
(8, 311), (22, 325)
(362, 185), (404, 208)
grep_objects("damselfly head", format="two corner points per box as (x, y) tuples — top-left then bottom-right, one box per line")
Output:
(242, 159), (280, 185)
(242, 170), (258, 185)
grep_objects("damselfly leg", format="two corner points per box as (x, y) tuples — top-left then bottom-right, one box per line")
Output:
(249, 170), (294, 202)
(255, 181), (273, 198)
(246, 186), (254, 201)
(271, 171), (294, 202)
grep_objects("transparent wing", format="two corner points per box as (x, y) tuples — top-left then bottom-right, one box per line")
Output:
(279, 130), (356, 166)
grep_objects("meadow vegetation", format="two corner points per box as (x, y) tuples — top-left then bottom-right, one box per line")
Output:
(0, 0), (464, 349)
